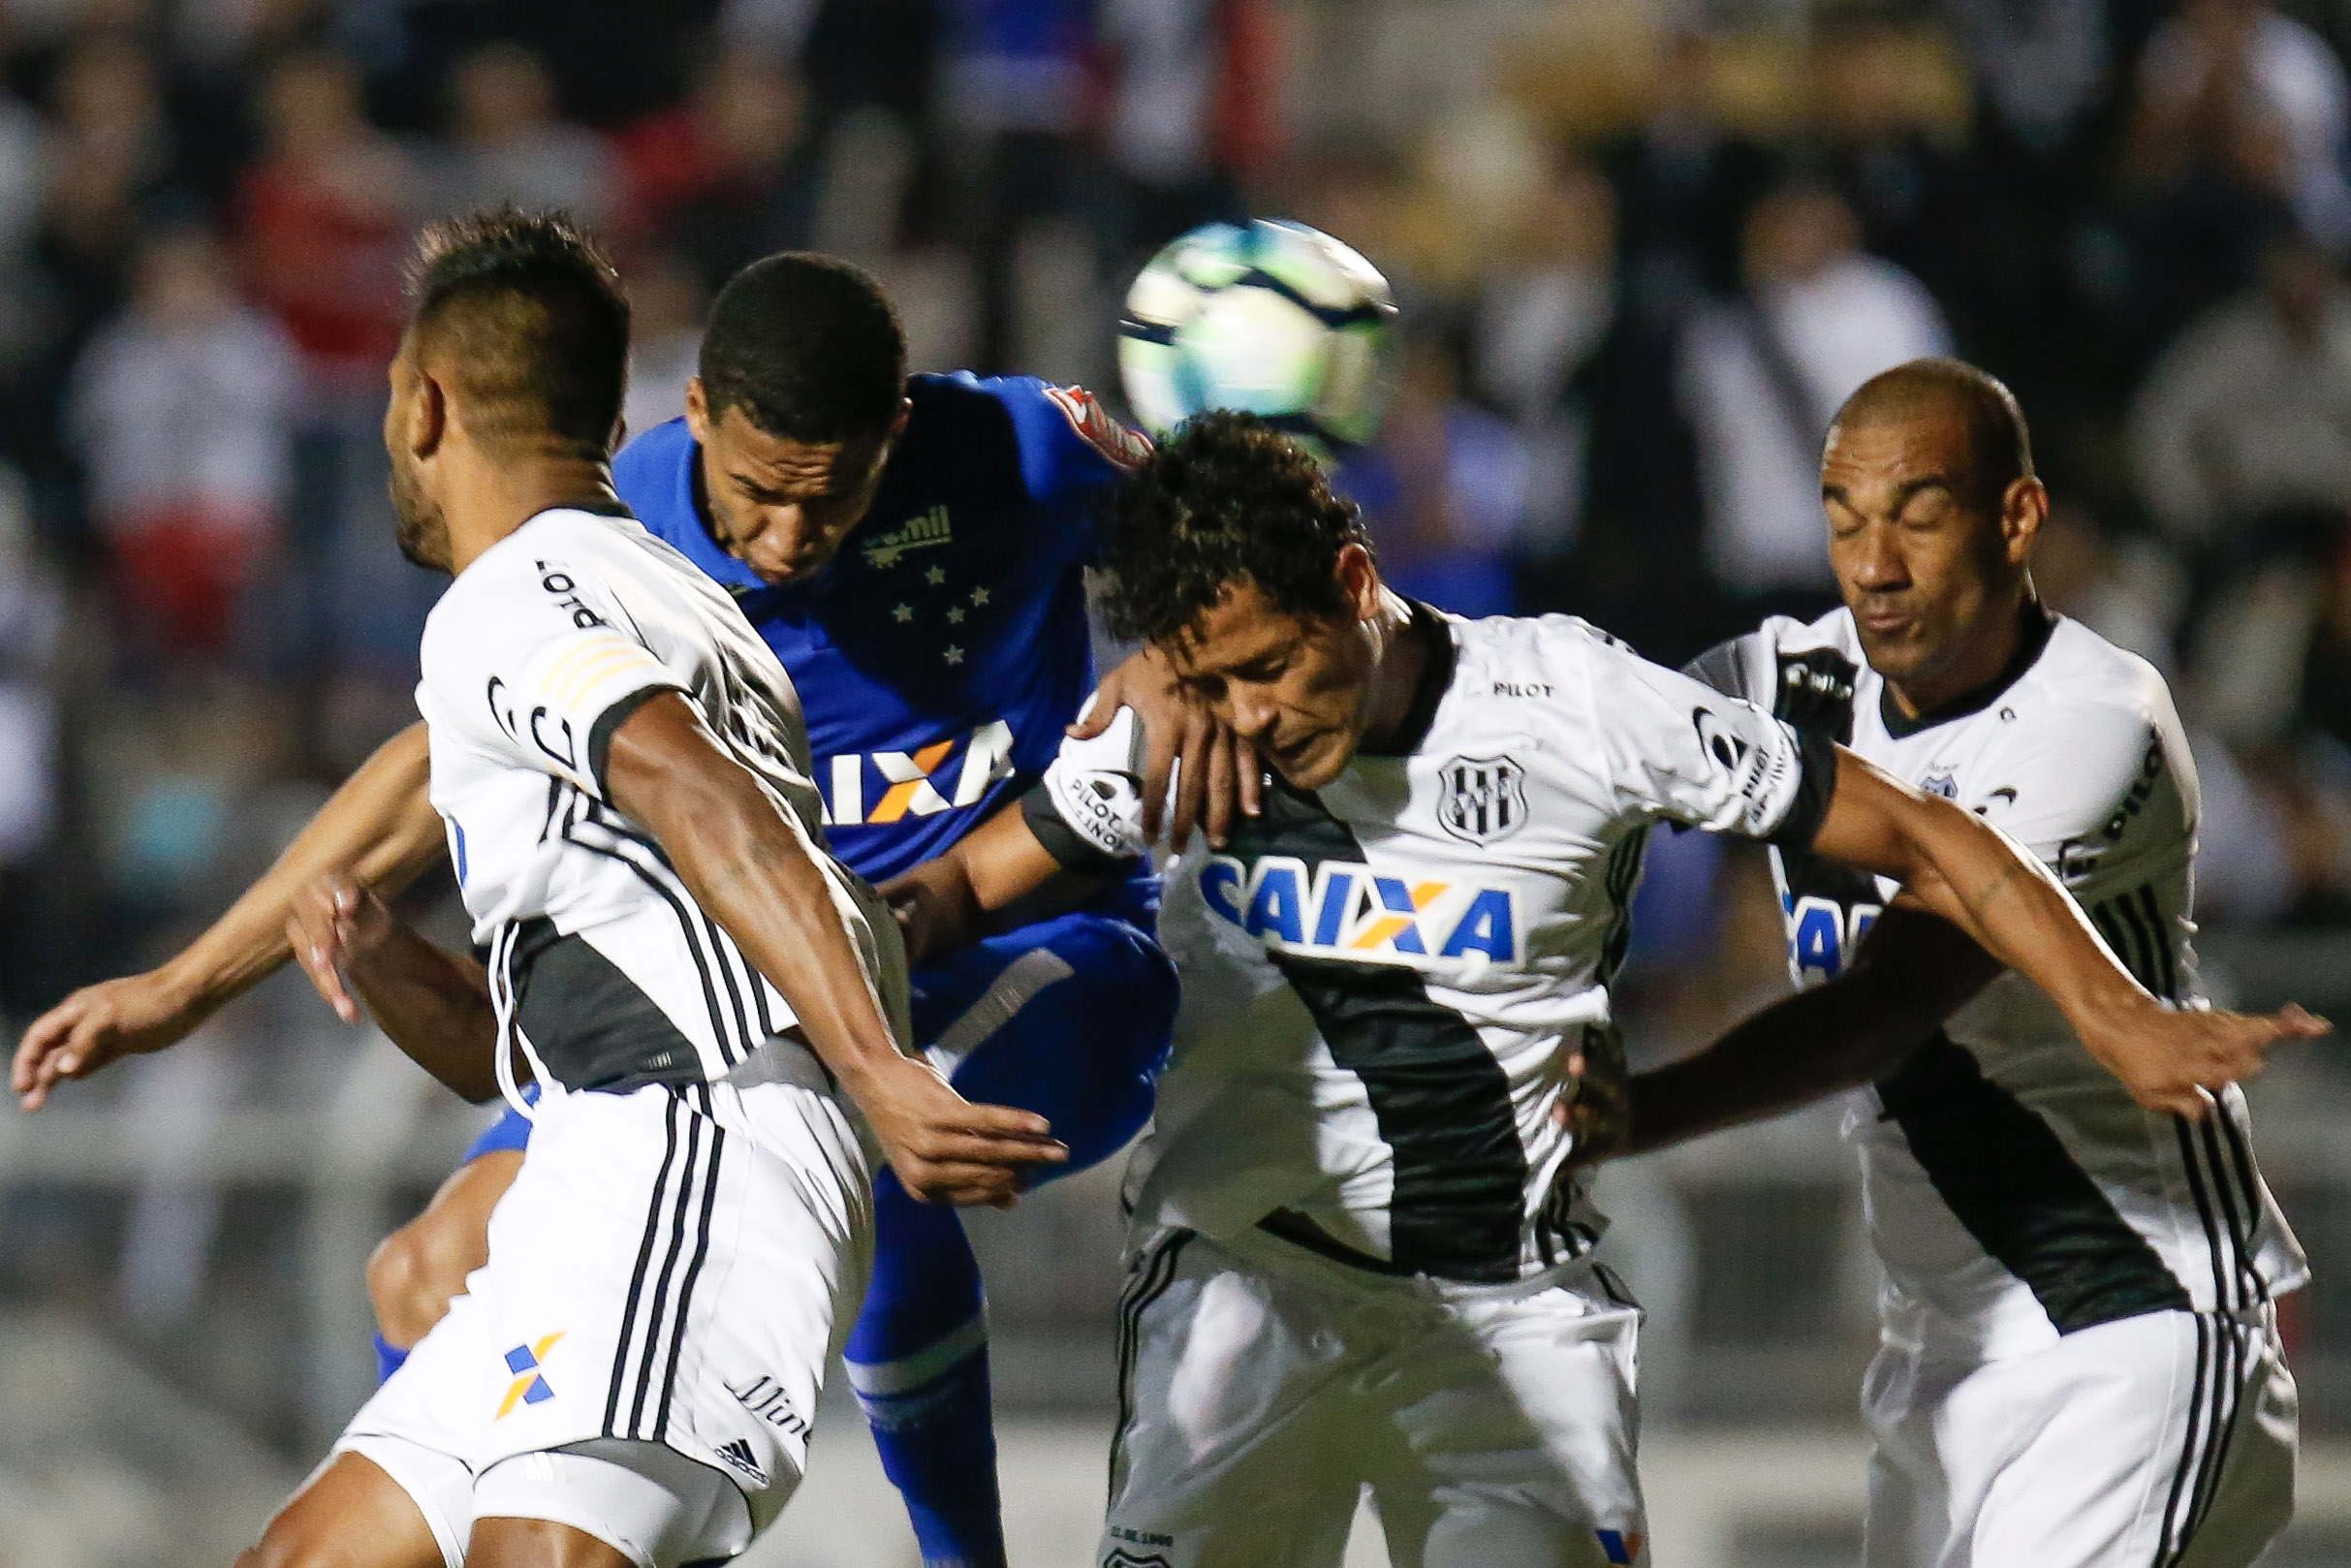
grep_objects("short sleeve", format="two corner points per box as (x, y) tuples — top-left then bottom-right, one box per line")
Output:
(1593, 642), (1835, 847)
(421, 545), (686, 801)
(1020, 703), (1151, 874)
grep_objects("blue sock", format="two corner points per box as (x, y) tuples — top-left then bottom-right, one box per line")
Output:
(373, 1333), (410, 1384)
(846, 1169), (1004, 1568)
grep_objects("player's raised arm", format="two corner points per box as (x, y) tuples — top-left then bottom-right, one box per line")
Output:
(1805, 748), (2328, 1115)
(1613, 903), (2001, 1156)
(12, 721), (445, 1111)
(602, 692), (1068, 1206)
(887, 701), (1152, 966)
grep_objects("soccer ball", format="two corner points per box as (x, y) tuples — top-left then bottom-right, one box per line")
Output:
(1118, 219), (1397, 453)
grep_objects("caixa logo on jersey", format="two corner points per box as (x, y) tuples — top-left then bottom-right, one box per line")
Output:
(1198, 855), (1517, 965)
(1437, 754), (1526, 845)
(823, 721), (1016, 827)
(1785, 893), (1883, 982)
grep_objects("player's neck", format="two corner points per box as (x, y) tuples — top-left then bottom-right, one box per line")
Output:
(1356, 590), (1433, 754)
(445, 454), (623, 574)
(1883, 591), (2043, 722)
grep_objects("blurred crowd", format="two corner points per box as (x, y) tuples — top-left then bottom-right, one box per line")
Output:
(8, 0), (2351, 1028)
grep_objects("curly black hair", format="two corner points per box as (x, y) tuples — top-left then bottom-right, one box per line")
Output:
(1100, 411), (1374, 646)
(404, 206), (629, 459)
(700, 253), (907, 444)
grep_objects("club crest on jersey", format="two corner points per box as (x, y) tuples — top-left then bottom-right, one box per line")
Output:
(1921, 767), (1959, 800)
(1436, 754), (1526, 845)
(1198, 855), (1517, 965)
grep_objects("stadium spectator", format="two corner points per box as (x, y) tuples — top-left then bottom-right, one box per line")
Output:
(1339, 329), (1528, 618)
(431, 42), (615, 226)
(39, 34), (180, 322)
(1097, 0), (1278, 262)
(67, 224), (295, 661)
(935, 0), (1097, 371)
(2134, 0), (2351, 253)
(620, 248), (705, 441)
(1677, 177), (1950, 614)
(2129, 231), (2351, 551)
(0, 462), (62, 879)
(611, 49), (815, 291)
(237, 48), (418, 397)
(1470, 150), (1617, 562)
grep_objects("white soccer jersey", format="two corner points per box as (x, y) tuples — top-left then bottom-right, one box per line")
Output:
(1692, 606), (2306, 1352)
(1031, 603), (1834, 1282)
(417, 503), (899, 1092)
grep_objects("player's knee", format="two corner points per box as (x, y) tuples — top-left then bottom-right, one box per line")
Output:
(366, 1213), (476, 1350)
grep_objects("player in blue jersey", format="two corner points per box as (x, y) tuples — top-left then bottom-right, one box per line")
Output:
(15, 252), (1228, 1568)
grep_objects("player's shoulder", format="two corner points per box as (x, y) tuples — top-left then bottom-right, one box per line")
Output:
(2011, 616), (2179, 738)
(1449, 610), (1683, 713)
(916, 370), (1150, 493)
(613, 414), (694, 492)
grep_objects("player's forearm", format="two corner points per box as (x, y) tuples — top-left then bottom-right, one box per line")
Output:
(159, 723), (444, 1011)
(1628, 979), (1942, 1155)
(346, 930), (502, 1103)
(606, 704), (906, 1095)
(677, 803), (908, 1092)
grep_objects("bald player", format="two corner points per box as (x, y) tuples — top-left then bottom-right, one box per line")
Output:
(1621, 359), (2309, 1567)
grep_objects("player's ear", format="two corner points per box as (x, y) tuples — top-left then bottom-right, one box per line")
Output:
(1334, 542), (1381, 621)
(684, 376), (709, 441)
(409, 369), (449, 459)
(2002, 476), (2047, 567)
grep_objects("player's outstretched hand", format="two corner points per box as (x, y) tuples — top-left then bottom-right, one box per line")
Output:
(2084, 1002), (2331, 1117)
(1083, 644), (1261, 850)
(857, 1051), (1068, 1208)
(12, 967), (213, 1112)
(286, 872), (395, 1024)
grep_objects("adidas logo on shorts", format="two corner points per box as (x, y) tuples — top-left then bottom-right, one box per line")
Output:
(714, 1436), (768, 1487)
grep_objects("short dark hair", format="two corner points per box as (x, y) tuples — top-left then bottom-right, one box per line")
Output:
(699, 253), (906, 443)
(1100, 411), (1373, 646)
(406, 207), (629, 460)
(1831, 358), (2034, 508)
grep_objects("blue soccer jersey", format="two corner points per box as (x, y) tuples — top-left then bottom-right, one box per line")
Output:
(615, 372), (1149, 884)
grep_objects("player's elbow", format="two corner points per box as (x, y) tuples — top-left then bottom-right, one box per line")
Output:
(366, 1210), (479, 1349)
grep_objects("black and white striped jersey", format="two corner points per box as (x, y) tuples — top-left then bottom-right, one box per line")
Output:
(1031, 604), (1835, 1282)
(1694, 605), (2306, 1351)
(417, 505), (900, 1093)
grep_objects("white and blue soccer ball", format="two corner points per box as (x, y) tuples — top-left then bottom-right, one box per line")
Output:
(1118, 219), (1397, 453)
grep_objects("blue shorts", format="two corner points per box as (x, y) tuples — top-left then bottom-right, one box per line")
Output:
(459, 894), (1176, 1179)
(460, 1081), (539, 1165)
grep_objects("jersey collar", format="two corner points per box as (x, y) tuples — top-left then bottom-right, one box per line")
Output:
(1878, 600), (2057, 739)
(1361, 600), (1458, 758)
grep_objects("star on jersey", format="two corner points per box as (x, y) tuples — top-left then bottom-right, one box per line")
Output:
(969, 586), (990, 607)
(947, 607), (966, 624)
(925, 564), (947, 585)
(892, 604), (913, 623)
(944, 645), (965, 665)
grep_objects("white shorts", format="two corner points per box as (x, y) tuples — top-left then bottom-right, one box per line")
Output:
(1864, 1305), (2298, 1568)
(336, 1065), (875, 1568)
(1102, 1224), (1649, 1568)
